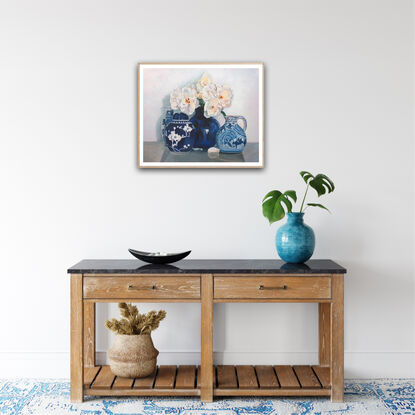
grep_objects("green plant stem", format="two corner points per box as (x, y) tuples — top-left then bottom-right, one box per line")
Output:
(299, 184), (310, 213)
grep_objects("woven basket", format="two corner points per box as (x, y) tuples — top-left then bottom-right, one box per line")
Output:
(108, 334), (159, 378)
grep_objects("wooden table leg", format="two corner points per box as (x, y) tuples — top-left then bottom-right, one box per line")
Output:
(330, 274), (344, 402)
(319, 303), (331, 367)
(83, 302), (95, 368)
(201, 274), (213, 402)
(70, 274), (84, 402)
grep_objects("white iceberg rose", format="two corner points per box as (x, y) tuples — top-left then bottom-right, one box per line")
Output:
(196, 73), (212, 92)
(200, 83), (217, 102)
(170, 88), (182, 110)
(204, 97), (222, 118)
(216, 85), (233, 108)
(179, 86), (199, 116)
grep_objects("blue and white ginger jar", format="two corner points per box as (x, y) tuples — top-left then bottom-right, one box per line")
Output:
(161, 109), (174, 142)
(165, 113), (196, 152)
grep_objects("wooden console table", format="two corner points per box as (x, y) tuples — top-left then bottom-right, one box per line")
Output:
(68, 259), (346, 403)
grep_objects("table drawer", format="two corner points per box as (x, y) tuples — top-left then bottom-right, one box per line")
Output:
(214, 276), (331, 299)
(83, 276), (200, 299)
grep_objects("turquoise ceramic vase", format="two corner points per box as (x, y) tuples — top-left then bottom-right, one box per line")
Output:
(276, 212), (315, 263)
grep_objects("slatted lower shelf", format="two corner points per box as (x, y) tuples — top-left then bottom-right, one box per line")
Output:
(84, 365), (331, 397)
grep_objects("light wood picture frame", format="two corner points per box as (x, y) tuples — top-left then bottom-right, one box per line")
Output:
(138, 63), (264, 168)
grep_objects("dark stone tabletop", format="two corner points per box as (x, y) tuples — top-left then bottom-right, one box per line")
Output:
(68, 259), (346, 275)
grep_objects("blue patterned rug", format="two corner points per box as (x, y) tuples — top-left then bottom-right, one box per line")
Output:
(0, 379), (413, 414)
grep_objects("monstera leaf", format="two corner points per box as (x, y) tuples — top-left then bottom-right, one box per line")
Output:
(262, 190), (297, 224)
(300, 171), (335, 196)
(306, 202), (330, 212)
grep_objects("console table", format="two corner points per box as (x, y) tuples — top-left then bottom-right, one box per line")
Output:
(68, 259), (346, 403)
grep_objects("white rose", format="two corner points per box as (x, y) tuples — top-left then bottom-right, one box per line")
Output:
(200, 83), (217, 102)
(179, 86), (199, 116)
(196, 73), (212, 92)
(204, 97), (222, 118)
(216, 85), (233, 108)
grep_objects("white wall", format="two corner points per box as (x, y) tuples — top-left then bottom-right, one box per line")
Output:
(0, 0), (413, 378)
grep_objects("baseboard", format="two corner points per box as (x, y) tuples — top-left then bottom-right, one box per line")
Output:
(0, 351), (413, 379)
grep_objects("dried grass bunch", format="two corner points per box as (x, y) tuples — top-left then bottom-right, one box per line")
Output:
(105, 303), (166, 335)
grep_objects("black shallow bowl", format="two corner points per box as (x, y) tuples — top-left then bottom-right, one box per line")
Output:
(128, 249), (191, 264)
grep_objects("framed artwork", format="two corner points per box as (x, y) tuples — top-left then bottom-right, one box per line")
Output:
(138, 63), (264, 168)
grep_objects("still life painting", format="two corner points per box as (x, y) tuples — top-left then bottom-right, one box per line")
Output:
(138, 63), (264, 168)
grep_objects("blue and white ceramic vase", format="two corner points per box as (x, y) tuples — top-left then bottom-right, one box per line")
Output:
(216, 115), (247, 153)
(190, 107), (220, 150)
(165, 113), (196, 152)
(276, 212), (315, 263)
(161, 109), (174, 142)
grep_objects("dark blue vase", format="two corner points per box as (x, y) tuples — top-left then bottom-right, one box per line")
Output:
(276, 212), (315, 263)
(190, 107), (220, 149)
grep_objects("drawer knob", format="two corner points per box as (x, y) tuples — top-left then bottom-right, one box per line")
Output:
(259, 284), (287, 290)
(128, 284), (157, 291)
